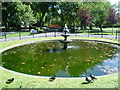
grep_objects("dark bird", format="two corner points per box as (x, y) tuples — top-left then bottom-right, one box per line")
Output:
(90, 74), (97, 80)
(19, 85), (23, 90)
(6, 78), (14, 84)
(49, 75), (56, 82)
(85, 77), (93, 83)
(50, 75), (56, 80)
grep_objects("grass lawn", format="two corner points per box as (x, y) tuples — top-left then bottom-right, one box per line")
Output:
(1, 68), (118, 88)
(0, 37), (119, 89)
(75, 27), (120, 36)
(0, 32), (31, 39)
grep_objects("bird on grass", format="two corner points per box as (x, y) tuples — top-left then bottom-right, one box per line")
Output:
(19, 85), (23, 90)
(49, 75), (56, 82)
(85, 77), (93, 83)
(90, 74), (97, 80)
(6, 78), (14, 84)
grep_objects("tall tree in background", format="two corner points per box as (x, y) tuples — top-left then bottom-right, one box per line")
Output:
(77, 9), (92, 30)
(2, 2), (16, 30)
(91, 2), (111, 32)
(2, 1), (113, 31)
(15, 3), (36, 29)
(2, 2), (36, 31)
(107, 8), (117, 25)
(2, 2), (9, 30)
(58, 2), (79, 28)
(45, 3), (59, 26)
(107, 8), (117, 34)
(31, 2), (57, 28)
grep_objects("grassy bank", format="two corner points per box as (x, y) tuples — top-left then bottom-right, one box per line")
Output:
(75, 27), (120, 36)
(1, 37), (118, 50)
(0, 37), (119, 89)
(0, 67), (118, 88)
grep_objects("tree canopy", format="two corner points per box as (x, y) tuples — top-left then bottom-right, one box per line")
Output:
(2, 1), (119, 31)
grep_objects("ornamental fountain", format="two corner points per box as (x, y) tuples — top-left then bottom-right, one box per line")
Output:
(59, 24), (72, 50)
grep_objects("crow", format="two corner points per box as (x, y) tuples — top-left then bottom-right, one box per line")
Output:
(90, 74), (97, 80)
(85, 77), (93, 83)
(6, 78), (14, 84)
(19, 85), (23, 90)
(49, 75), (56, 82)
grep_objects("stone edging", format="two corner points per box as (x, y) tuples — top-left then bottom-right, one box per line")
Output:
(0, 39), (119, 79)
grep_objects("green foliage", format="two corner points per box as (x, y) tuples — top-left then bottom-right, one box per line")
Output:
(14, 3), (36, 26)
(90, 2), (111, 28)
(114, 22), (120, 26)
(77, 2), (111, 31)
(30, 2), (57, 27)
(2, 2), (115, 31)
(57, 2), (79, 27)
(2, 1), (36, 30)
(34, 27), (44, 32)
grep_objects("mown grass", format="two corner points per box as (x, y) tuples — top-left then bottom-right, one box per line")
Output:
(0, 68), (118, 89)
(0, 37), (119, 89)
(75, 27), (120, 36)
(0, 32), (31, 38)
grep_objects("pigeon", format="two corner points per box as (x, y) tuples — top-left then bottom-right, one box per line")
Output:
(6, 78), (14, 84)
(19, 85), (23, 90)
(85, 77), (93, 83)
(49, 75), (56, 80)
(49, 75), (56, 82)
(90, 74), (97, 80)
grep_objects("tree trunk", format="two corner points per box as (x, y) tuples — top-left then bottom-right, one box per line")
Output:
(112, 26), (113, 34)
(89, 24), (93, 30)
(84, 25), (86, 30)
(99, 25), (103, 32)
(39, 12), (46, 28)
(80, 21), (83, 30)
(16, 25), (21, 31)
(81, 25), (83, 30)
(5, 22), (9, 31)
(29, 25), (31, 31)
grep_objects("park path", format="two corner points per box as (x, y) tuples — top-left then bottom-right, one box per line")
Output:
(0, 32), (119, 42)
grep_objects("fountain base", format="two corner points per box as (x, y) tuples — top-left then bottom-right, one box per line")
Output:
(58, 40), (72, 44)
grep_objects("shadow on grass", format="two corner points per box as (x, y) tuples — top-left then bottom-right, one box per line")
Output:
(48, 79), (55, 82)
(82, 82), (90, 84)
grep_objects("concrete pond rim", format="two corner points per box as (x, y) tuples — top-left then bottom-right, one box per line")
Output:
(0, 39), (119, 79)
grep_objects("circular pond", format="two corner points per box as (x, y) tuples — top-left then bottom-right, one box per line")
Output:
(1, 40), (120, 77)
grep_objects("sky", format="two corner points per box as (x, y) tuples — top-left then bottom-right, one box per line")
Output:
(109, 0), (119, 5)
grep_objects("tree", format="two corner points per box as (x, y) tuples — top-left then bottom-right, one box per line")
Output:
(107, 8), (117, 25)
(31, 2), (57, 28)
(45, 3), (59, 26)
(15, 4), (36, 28)
(57, 2), (79, 28)
(77, 9), (92, 30)
(2, 2), (36, 30)
(90, 2), (111, 31)
(2, 2), (14, 30)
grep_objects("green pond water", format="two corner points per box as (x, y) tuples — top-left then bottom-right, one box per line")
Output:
(2, 40), (119, 77)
